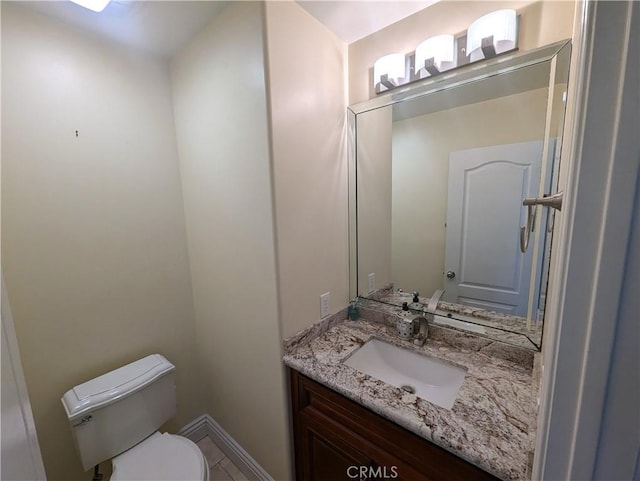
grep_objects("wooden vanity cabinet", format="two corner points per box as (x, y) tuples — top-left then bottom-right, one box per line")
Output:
(290, 369), (499, 481)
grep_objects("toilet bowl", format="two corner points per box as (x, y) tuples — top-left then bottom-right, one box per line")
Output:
(62, 354), (207, 481)
(111, 432), (208, 481)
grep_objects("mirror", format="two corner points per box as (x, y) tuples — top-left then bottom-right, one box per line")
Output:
(348, 40), (571, 350)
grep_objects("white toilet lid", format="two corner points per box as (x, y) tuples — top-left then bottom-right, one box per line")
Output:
(111, 432), (208, 481)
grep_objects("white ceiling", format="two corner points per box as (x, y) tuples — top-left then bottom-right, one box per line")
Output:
(11, 1), (230, 58)
(12, 0), (438, 57)
(296, 1), (439, 44)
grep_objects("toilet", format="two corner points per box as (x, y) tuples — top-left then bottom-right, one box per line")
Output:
(61, 354), (208, 481)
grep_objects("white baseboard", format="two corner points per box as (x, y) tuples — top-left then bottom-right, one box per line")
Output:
(179, 414), (275, 481)
(179, 414), (211, 442)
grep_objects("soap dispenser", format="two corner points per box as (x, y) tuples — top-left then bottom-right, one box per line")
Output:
(348, 298), (360, 321)
(396, 302), (418, 340)
(408, 291), (422, 310)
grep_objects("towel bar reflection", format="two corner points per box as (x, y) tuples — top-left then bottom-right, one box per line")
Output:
(520, 191), (563, 253)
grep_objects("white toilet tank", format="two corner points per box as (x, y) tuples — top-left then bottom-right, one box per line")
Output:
(61, 354), (176, 471)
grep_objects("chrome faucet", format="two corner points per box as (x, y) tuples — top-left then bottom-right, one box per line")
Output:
(396, 290), (444, 346)
(425, 289), (445, 320)
(411, 290), (445, 346)
(413, 316), (429, 346)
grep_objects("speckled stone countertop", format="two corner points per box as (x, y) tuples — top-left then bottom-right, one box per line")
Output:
(358, 297), (540, 351)
(283, 313), (539, 481)
(369, 287), (543, 349)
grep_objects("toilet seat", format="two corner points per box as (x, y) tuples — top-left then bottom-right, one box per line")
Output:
(111, 432), (208, 481)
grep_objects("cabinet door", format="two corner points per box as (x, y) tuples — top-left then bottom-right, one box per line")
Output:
(300, 415), (373, 481)
(290, 369), (500, 481)
(292, 372), (429, 481)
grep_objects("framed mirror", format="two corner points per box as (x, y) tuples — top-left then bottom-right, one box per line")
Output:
(348, 40), (571, 350)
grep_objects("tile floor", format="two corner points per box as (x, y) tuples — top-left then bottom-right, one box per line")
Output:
(196, 436), (249, 481)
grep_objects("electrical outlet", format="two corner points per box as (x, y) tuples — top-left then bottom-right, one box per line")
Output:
(320, 292), (331, 319)
(368, 273), (376, 294)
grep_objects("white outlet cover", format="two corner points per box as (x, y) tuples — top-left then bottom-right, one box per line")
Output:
(320, 292), (331, 318)
(368, 273), (376, 293)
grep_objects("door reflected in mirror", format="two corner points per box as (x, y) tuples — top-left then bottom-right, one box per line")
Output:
(349, 41), (571, 350)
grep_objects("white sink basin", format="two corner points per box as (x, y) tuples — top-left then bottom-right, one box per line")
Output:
(344, 339), (466, 409)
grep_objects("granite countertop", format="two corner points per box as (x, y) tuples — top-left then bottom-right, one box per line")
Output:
(368, 287), (543, 349)
(357, 297), (540, 350)
(283, 314), (539, 481)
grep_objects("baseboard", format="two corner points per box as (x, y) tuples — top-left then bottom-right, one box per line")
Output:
(179, 414), (275, 481)
(179, 414), (211, 442)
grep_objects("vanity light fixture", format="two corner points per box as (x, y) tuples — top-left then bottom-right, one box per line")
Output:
(371, 9), (520, 95)
(466, 9), (518, 62)
(69, 0), (111, 13)
(374, 53), (406, 92)
(415, 34), (455, 77)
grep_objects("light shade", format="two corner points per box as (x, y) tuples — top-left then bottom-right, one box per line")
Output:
(415, 34), (455, 76)
(373, 53), (405, 88)
(466, 9), (517, 61)
(70, 0), (111, 13)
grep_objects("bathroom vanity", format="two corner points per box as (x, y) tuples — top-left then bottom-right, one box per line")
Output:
(283, 38), (572, 481)
(290, 371), (498, 481)
(284, 315), (538, 481)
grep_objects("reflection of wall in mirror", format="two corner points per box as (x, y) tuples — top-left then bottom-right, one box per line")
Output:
(357, 106), (393, 295)
(391, 87), (549, 297)
(348, 1), (576, 103)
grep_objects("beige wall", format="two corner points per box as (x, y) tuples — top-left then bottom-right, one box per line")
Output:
(349, 0), (576, 103)
(356, 106), (393, 296)
(170, 3), (291, 479)
(1, 5), (202, 480)
(265, 1), (349, 339)
(2, 3), (569, 481)
(390, 88), (549, 296)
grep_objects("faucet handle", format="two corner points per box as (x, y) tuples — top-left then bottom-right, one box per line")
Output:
(426, 289), (445, 317)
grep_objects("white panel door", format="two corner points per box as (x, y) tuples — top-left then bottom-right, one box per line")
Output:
(444, 140), (543, 316)
(1, 278), (47, 481)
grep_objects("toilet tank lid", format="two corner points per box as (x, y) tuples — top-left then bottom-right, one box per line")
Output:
(61, 354), (175, 421)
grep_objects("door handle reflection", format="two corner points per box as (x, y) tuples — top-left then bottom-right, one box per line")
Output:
(520, 192), (563, 253)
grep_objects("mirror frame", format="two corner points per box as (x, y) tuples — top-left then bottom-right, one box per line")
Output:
(347, 39), (572, 350)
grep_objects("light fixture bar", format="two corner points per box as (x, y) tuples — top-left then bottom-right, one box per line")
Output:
(379, 74), (397, 90)
(423, 58), (441, 76)
(415, 34), (455, 78)
(374, 53), (406, 93)
(481, 36), (497, 58)
(372, 9), (520, 95)
(467, 9), (517, 61)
